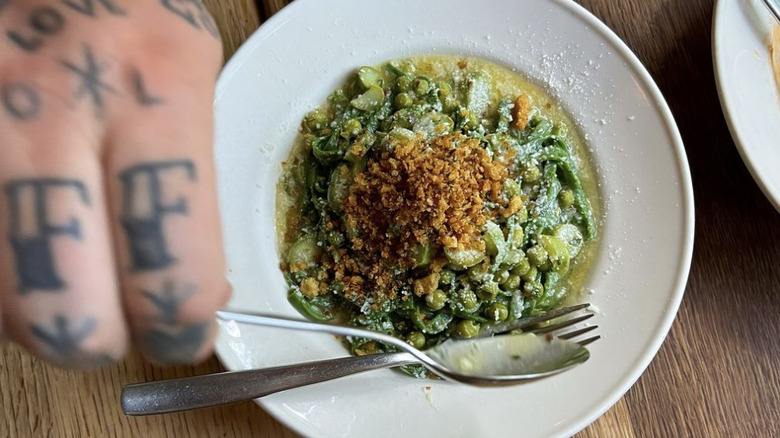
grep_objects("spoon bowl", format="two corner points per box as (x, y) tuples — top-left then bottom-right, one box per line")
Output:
(428, 333), (590, 384)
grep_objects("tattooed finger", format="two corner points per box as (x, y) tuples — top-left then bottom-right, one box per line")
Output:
(106, 64), (228, 364)
(112, 156), (224, 364)
(0, 114), (128, 368)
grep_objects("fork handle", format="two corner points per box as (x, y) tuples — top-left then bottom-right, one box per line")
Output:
(121, 351), (417, 416)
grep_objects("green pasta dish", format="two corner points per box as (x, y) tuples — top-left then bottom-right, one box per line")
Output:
(276, 56), (599, 377)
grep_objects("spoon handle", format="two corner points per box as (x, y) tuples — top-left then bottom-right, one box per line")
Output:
(121, 351), (417, 416)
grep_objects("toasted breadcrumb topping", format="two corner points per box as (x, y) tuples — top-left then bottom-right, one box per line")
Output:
(512, 95), (531, 131)
(330, 133), (511, 305)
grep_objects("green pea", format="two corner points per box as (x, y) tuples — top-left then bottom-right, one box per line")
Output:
(485, 303), (509, 322)
(340, 118), (362, 139)
(406, 331), (425, 349)
(439, 269), (455, 286)
(504, 179), (522, 198)
(493, 267), (510, 284)
(456, 320), (481, 338)
(325, 230), (345, 248)
(287, 235), (322, 267)
(396, 75), (413, 92)
(414, 78), (430, 95)
(523, 165), (542, 183)
(426, 289), (448, 310)
(437, 81), (452, 98)
(511, 257), (531, 277)
(468, 264), (489, 283)
(460, 290), (478, 310)
(526, 245), (548, 268)
(520, 266), (538, 282)
(558, 189), (575, 209)
(304, 111), (327, 132)
(501, 274), (521, 291)
(477, 281), (500, 300)
(523, 280), (544, 299)
(395, 92), (414, 109)
(443, 96), (459, 113)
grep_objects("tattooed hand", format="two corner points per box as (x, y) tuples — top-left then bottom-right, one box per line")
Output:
(0, 0), (230, 368)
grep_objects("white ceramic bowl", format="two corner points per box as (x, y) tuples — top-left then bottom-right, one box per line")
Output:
(713, 0), (780, 212)
(213, 0), (695, 436)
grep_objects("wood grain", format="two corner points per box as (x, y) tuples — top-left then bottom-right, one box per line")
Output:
(259, 0), (292, 20)
(204, 0), (262, 62)
(3, 0), (780, 437)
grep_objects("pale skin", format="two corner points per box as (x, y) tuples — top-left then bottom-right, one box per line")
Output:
(0, 0), (230, 368)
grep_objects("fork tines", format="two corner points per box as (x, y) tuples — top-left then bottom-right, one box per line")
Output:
(530, 319), (601, 346)
(473, 303), (600, 346)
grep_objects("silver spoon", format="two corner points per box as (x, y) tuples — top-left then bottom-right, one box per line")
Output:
(214, 310), (592, 385)
(122, 308), (596, 415)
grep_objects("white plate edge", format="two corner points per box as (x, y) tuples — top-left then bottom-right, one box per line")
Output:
(712, 0), (780, 213)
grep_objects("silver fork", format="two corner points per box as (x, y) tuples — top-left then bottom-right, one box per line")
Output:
(121, 304), (598, 416)
(762, 0), (780, 23)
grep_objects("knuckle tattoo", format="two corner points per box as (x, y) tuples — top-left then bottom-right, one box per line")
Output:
(119, 160), (196, 271)
(4, 179), (90, 293)
(139, 279), (209, 364)
(1, 82), (41, 120)
(31, 314), (114, 366)
(0, 0), (217, 366)
(60, 43), (116, 115)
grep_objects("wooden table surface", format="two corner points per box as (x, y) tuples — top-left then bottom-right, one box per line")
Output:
(2, 0), (780, 436)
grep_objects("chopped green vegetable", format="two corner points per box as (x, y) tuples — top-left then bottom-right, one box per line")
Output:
(278, 56), (599, 380)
